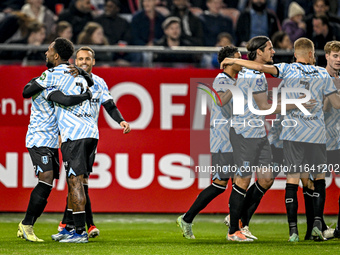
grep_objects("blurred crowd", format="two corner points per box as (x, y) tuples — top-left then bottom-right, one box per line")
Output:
(0, 0), (340, 67)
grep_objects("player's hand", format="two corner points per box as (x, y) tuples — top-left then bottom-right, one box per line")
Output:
(220, 58), (235, 69)
(120, 121), (131, 134)
(302, 99), (317, 109)
(67, 65), (81, 77)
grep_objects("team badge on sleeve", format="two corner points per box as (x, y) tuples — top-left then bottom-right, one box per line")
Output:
(41, 156), (49, 165)
(256, 78), (263, 86)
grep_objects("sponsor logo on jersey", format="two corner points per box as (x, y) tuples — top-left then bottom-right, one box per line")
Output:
(39, 72), (46, 80)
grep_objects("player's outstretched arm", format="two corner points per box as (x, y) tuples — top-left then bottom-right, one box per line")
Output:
(48, 89), (92, 107)
(220, 58), (278, 76)
(102, 99), (131, 134)
(22, 77), (44, 98)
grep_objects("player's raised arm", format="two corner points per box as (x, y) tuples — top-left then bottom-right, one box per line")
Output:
(220, 58), (278, 76)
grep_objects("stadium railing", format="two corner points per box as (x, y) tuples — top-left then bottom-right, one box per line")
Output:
(0, 44), (326, 67)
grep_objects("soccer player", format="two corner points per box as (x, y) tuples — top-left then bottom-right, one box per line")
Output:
(53, 46), (131, 240)
(223, 36), (315, 242)
(176, 45), (242, 239)
(323, 41), (340, 239)
(18, 42), (93, 242)
(32, 37), (98, 243)
(220, 37), (340, 242)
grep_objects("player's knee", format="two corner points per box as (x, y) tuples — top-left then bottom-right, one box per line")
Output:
(235, 177), (251, 189)
(213, 179), (228, 187)
(258, 178), (274, 189)
(38, 171), (54, 185)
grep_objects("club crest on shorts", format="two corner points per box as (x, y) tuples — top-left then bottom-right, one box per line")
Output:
(41, 156), (49, 165)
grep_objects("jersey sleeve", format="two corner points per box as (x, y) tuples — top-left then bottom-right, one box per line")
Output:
(274, 63), (289, 79)
(250, 73), (267, 94)
(35, 70), (54, 89)
(324, 74), (337, 96)
(213, 77), (231, 92)
(35, 70), (60, 99)
(99, 79), (114, 104)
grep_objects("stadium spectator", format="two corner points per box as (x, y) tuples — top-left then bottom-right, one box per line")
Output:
(0, 21), (46, 62)
(199, 0), (234, 46)
(0, 11), (35, 43)
(305, 0), (340, 38)
(170, 0), (204, 46)
(282, 1), (306, 43)
(271, 31), (293, 63)
(235, 0), (281, 46)
(77, 22), (112, 62)
(153, 16), (199, 66)
(58, 0), (93, 43)
(48, 21), (73, 42)
(94, 0), (131, 45)
(312, 15), (340, 66)
(201, 32), (233, 68)
(131, 0), (165, 46)
(21, 0), (57, 40)
(94, 0), (132, 63)
(130, 0), (165, 63)
(276, 0), (313, 24)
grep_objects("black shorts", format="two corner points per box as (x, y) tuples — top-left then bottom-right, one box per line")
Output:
(61, 138), (98, 177)
(271, 144), (283, 178)
(211, 151), (234, 181)
(327, 149), (340, 175)
(230, 127), (272, 177)
(27, 146), (60, 179)
(283, 140), (327, 174)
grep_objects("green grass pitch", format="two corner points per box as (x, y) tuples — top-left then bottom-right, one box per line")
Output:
(0, 213), (339, 255)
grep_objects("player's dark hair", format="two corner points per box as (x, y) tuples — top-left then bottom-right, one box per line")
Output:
(247, 36), (270, 61)
(218, 45), (239, 64)
(53, 37), (74, 61)
(272, 31), (288, 49)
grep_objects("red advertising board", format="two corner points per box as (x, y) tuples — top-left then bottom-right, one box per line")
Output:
(0, 66), (339, 214)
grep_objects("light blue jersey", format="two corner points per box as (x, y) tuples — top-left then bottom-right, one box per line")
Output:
(275, 63), (337, 144)
(232, 68), (267, 138)
(325, 77), (340, 150)
(89, 73), (113, 124)
(325, 107), (340, 150)
(39, 64), (99, 142)
(210, 72), (234, 153)
(268, 114), (283, 148)
(25, 83), (59, 149)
